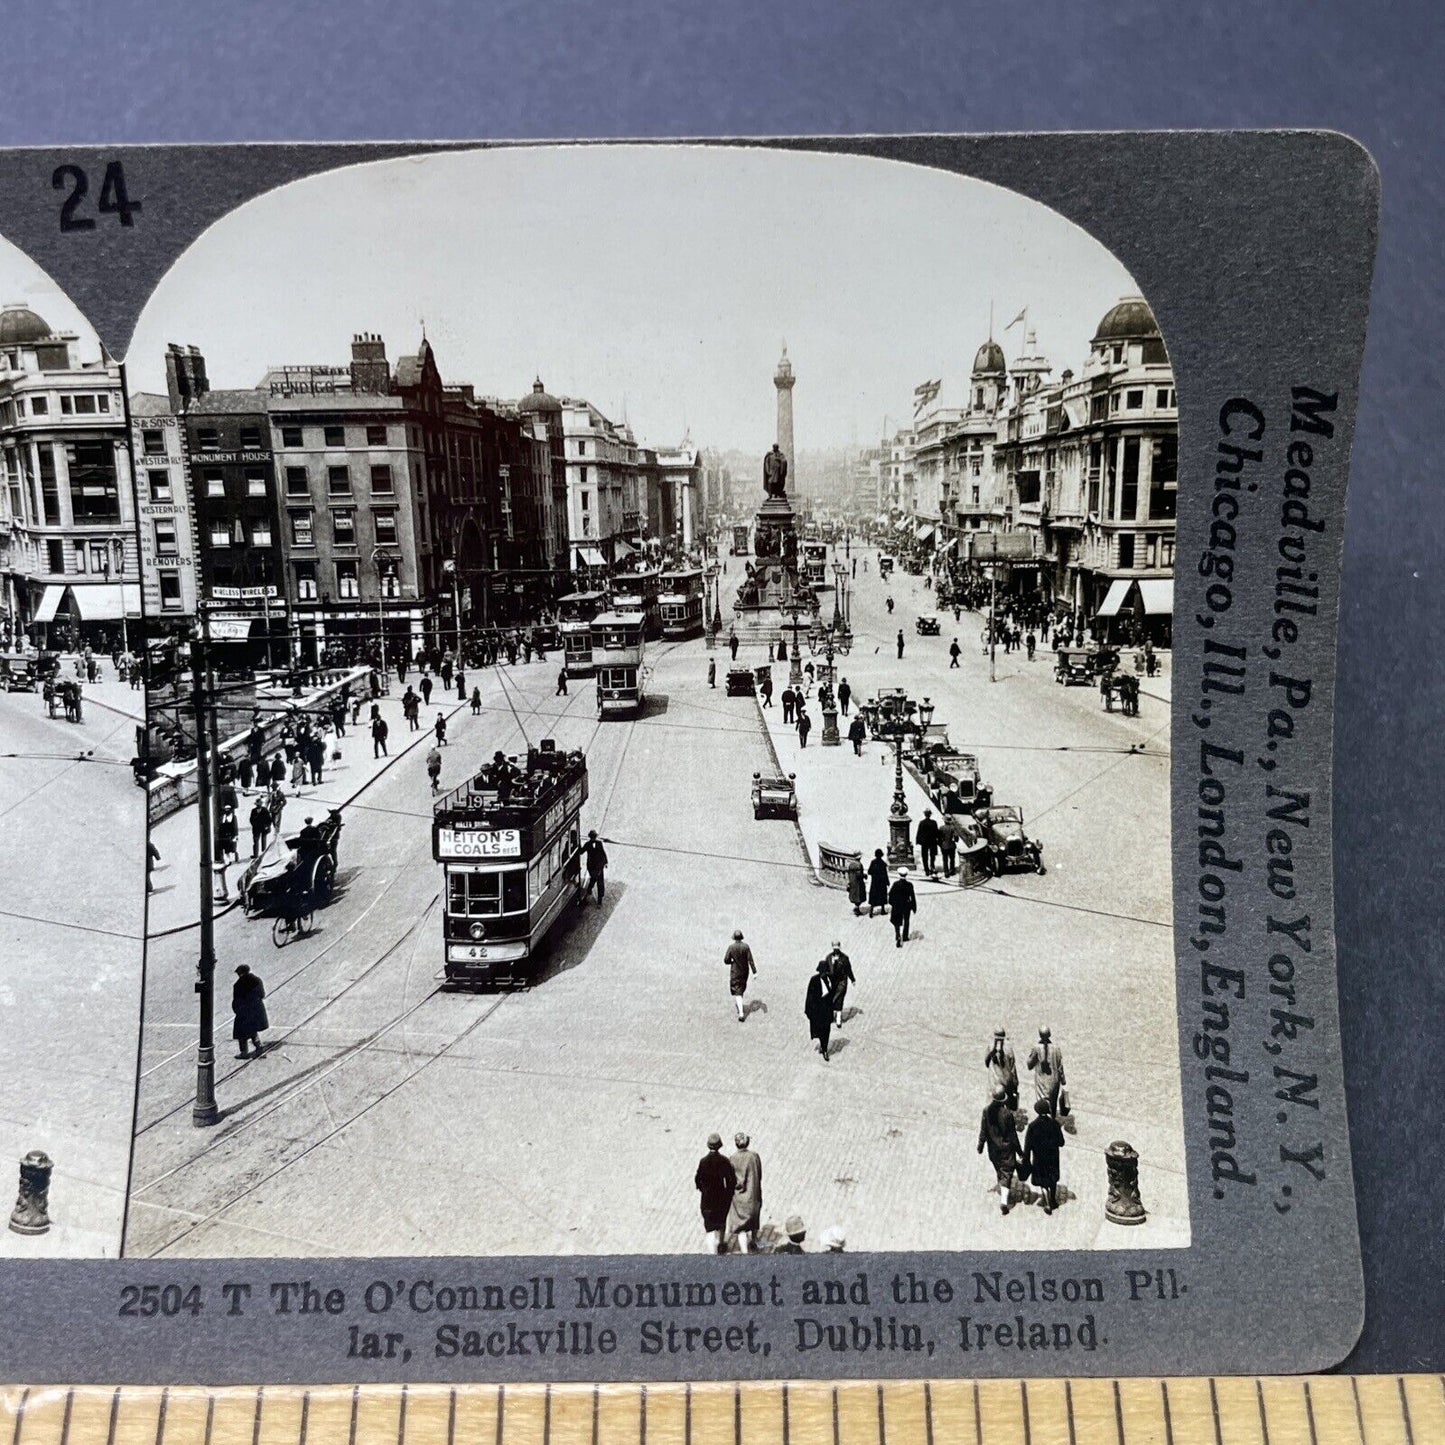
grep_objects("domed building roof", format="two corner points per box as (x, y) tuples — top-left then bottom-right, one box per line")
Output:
(972, 339), (1006, 375)
(1093, 296), (1160, 343)
(517, 376), (561, 414)
(0, 305), (51, 345)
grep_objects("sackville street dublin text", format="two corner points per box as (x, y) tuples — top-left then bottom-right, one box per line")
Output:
(1192, 386), (1338, 1213)
(117, 1267), (1191, 1363)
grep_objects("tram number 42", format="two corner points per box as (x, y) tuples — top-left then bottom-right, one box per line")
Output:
(53, 161), (143, 232)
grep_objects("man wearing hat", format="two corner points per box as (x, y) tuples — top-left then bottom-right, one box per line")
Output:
(724, 929), (757, 1022)
(1026, 1026), (1066, 1116)
(984, 1028), (1019, 1109)
(915, 807), (941, 878)
(727, 1133), (763, 1253)
(888, 865), (918, 947)
(582, 829), (608, 905)
(824, 940), (855, 1027)
(694, 1133), (737, 1254)
(231, 964), (269, 1061)
(977, 1085), (1023, 1215)
(804, 960), (835, 1060)
(821, 1225), (847, 1253)
(772, 1215), (807, 1254)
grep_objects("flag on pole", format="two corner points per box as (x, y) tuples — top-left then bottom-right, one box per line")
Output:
(1004, 307), (1027, 331)
(912, 378), (941, 414)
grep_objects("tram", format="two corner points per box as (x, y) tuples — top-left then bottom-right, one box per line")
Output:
(611, 565), (663, 639)
(433, 738), (589, 987)
(731, 524), (750, 556)
(558, 589), (608, 678)
(659, 566), (706, 639)
(802, 541), (829, 590)
(592, 610), (647, 717)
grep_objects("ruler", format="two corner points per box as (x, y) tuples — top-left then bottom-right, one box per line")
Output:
(1, 1378), (1441, 1445)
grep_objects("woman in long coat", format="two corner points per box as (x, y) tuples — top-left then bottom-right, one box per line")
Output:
(866, 848), (890, 917)
(804, 961), (834, 1060)
(1022, 1098), (1066, 1214)
(977, 1087), (1023, 1214)
(846, 856), (867, 915)
(232, 965), (269, 1059)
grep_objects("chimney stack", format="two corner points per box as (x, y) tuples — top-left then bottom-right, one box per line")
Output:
(350, 332), (391, 394)
(164, 343), (209, 412)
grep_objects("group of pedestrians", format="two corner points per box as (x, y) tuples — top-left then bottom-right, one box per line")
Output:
(843, 850), (917, 945)
(977, 1025), (1070, 1215)
(694, 1132), (845, 1255)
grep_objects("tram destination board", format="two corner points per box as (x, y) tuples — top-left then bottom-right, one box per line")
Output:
(0, 132), (1382, 1386)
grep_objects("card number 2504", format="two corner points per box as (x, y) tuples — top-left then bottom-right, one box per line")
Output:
(118, 1283), (203, 1318)
(53, 161), (142, 232)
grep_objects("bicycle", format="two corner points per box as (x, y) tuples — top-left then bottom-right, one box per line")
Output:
(271, 893), (314, 948)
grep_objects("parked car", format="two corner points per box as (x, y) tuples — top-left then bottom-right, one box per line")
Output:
(930, 751), (993, 814)
(977, 805), (1045, 874)
(726, 667), (757, 697)
(1, 658), (37, 692)
(751, 771), (798, 821)
(915, 614), (940, 636)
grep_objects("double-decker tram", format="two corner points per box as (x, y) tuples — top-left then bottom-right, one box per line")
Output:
(659, 566), (705, 639)
(611, 565), (663, 639)
(433, 739), (589, 988)
(558, 589), (608, 678)
(591, 610), (647, 717)
(731, 524), (750, 556)
(802, 540), (829, 590)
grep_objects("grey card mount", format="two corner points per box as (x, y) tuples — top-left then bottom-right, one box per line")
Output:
(0, 132), (1376, 1382)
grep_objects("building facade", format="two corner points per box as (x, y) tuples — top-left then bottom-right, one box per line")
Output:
(129, 394), (197, 623)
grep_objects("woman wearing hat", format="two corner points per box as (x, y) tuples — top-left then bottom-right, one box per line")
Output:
(865, 848), (890, 918)
(1021, 1098), (1066, 1215)
(231, 965), (269, 1060)
(694, 1133), (737, 1254)
(724, 929), (756, 1022)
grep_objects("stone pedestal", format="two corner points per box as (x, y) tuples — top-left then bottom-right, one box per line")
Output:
(821, 705), (840, 746)
(1104, 1140), (1147, 1225)
(9, 1150), (52, 1235)
(887, 808), (915, 867)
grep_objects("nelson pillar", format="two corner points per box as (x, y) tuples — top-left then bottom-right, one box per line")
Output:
(774, 343), (795, 495)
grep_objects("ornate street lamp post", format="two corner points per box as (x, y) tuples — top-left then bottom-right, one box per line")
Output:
(885, 694), (916, 866)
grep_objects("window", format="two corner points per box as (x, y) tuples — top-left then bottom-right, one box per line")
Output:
(447, 867), (527, 918)
(1148, 435), (1178, 520)
(61, 394), (98, 415)
(328, 465), (351, 495)
(373, 510), (398, 546)
(142, 429), (165, 456)
(380, 567), (400, 598)
(285, 466), (309, 497)
(46, 540), (65, 574)
(291, 512), (314, 546)
(239, 424), (262, 450)
(66, 441), (121, 522)
(335, 560), (359, 598)
(1156, 388), (1171, 409)
(324, 424), (345, 447)
(366, 424), (388, 446)
(1126, 389), (1144, 410)
(159, 572), (183, 611)
(197, 427), (220, 451)
(579, 465), (588, 485)
(98, 394), (110, 412)
(148, 469), (172, 501)
(251, 521), (273, 547)
(154, 520), (178, 555)
(1110, 393), (1120, 413)
(29, 396), (48, 416)
(205, 471), (225, 498)
(1120, 437), (1140, 519)
(578, 439), (588, 456)
(580, 488), (590, 511)
(74, 543), (87, 573)
(280, 425), (303, 447)
(246, 470), (267, 496)
(209, 522), (230, 548)
(1117, 533), (1135, 569)
(294, 562), (318, 600)
(1112, 345), (1123, 365)
(370, 463), (393, 493)
(333, 509), (355, 545)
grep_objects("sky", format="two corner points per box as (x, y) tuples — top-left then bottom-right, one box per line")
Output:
(0, 235), (103, 360)
(124, 145), (1141, 454)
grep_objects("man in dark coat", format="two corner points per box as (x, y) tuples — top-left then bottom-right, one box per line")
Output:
(371, 714), (389, 758)
(977, 1086), (1022, 1214)
(583, 829), (608, 904)
(866, 848), (890, 917)
(836, 678), (851, 716)
(796, 708), (811, 748)
(420, 674), (434, 706)
(824, 941), (855, 1026)
(707, 658), (716, 688)
(915, 807), (941, 878)
(896, 629), (905, 659)
(249, 798), (272, 857)
(695, 1133), (737, 1253)
(888, 866), (917, 947)
(232, 964), (269, 1059)
(781, 686), (795, 724)
(759, 674), (773, 708)
(725, 928), (756, 1022)
(804, 961), (834, 1061)
(1022, 1098), (1066, 1214)
(848, 714), (866, 756)
(557, 666), (569, 697)
(729, 629), (739, 660)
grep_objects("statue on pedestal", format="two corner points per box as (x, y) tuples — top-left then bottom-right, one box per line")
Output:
(763, 443), (788, 498)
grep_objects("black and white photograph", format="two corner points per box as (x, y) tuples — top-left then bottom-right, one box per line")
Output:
(108, 146), (1185, 1259)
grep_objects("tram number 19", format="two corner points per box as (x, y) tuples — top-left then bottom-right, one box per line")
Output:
(119, 1283), (203, 1318)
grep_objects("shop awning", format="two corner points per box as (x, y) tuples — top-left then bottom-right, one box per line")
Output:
(31, 586), (62, 624)
(614, 539), (636, 559)
(1095, 579), (1132, 618)
(1137, 578), (1174, 615)
(916, 524), (935, 543)
(69, 583), (142, 621)
(575, 547), (605, 568)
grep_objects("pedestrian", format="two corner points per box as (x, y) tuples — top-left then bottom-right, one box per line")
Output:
(727, 1134), (763, 1253)
(557, 666), (569, 697)
(729, 629), (739, 660)
(708, 658), (716, 689)
(308, 734), (324, 785)
(1021, 1098), (1066, 1214)
(759, 673), (773, 708)
(915, 807), (941, 878)
(821, 1226), (846, 1253)
(779, 686), (793, 724)
(796, 708), (811, 748)
(866, 847), (890, 917)
(825, 940), (855, 1026)
(232, 964), (269, 1060)
(583, 829), (607, 904)
(984, 1028), (1019, 1109)
(457, 668), (467, 701)
(217, 804), (239, 871)
(269, 752), (287, 790)
(371, 714), (389, 758)
(837, 678), (851, 715)
(237, 753), (254, 793)
(949, 638), (961, 669)
(848, 714), (866, 756)
(420, 674), (433, 706)
(695, 1133), (737, 1254)
(771, 1215), (807, 1254)
(896, 629), (905, 660)
(886, 595), (893, 614)
(939, 815), (960, 877)
(1026, 1026), (1067, 1117)
(804, 960), (834, 1061)
(846, 854), (866, 914)
(402, 686), (419, 730)
(426, 745), (442, 794)
(1026, 630), (1036, 661)
(146, 838), (160, 893)
(440, 658), (452, 690)
(977, 1086), (1023, 1215)
(434, 712), (447, 746)
(470, 686), (482, 716)
(725, 928), (756, 1022)
(888, 865), (917, 947)
(289, 749), (307, 795)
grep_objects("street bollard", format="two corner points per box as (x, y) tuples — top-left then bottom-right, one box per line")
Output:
(1104, 1140), (1147, 1225)
(9, 1151), (53, 1235)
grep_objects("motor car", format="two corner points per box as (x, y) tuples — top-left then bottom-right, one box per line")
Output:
(1054, 652), (1093, 686)
(931, 751), (993, 813)
(977, 805), (1045, 874)
(2, 658), (36, 692)
(915, 614), (940, 636)
(726, 667), (757, 697)
(751, 771), (798, 821)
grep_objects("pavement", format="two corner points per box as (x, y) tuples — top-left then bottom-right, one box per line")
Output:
(124, 553), (1186, 1260)
(0, 656), (146, 1258)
